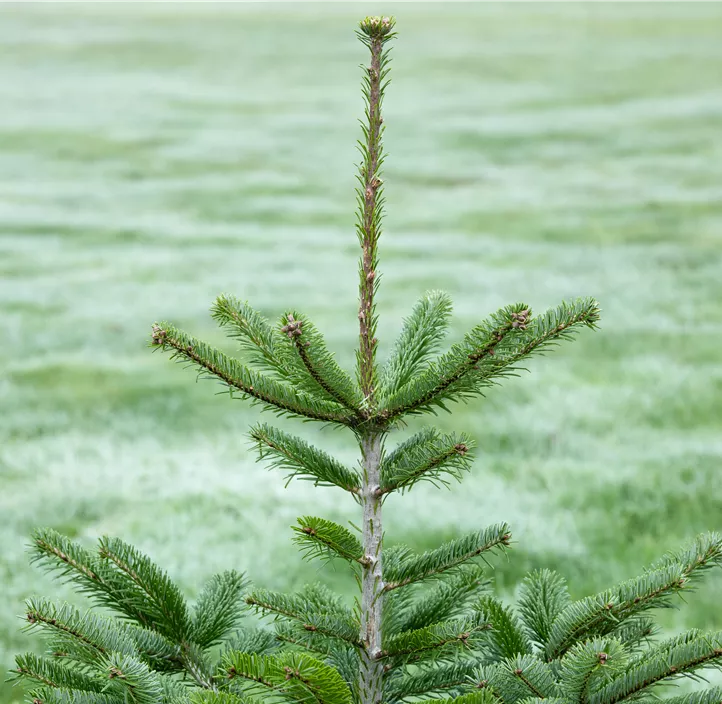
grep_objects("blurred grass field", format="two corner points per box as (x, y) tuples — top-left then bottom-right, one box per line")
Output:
(2, 3), (722, 701)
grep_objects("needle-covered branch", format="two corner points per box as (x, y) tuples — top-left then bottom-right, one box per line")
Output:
(30, 529), (116, 606)
(214, 297), (364, 423)
(292, 516), (365, 565)
(657, 689), (722, 704)
(544, 532), (722, 660)
(384, 524), (511, 592)
(517, 570), (571, 650)
(380, 428), (474, 494)
(612, 617), (657, 653)
(384, 660), (479, 702)
(557, 638), (627, 703)
(221, 627), (281, 658)
(472, 596), (532, 661)
(26, 528), (246, 688)
(278, 312), (364, 413)
(377, 291), (453, 403)
(250, 424), (361, 493)
(21, 690), (126, 704)
(588, 631), (722, 704)
(384, 565), (488, 636)
(188, 693), (247, 704)
(275, 622), (358, 664)
(23, 597), (187, 680)
(381, 615), (492, 665)
(101, 652), (165, 704)
(151, 324), (355, 426)
(191, 571), (249, 649)
(98, 536), (190, 642)
(13, 653), (106, 693)
(221, 651), (353, 704)
(246, 588), (361, 647)
(211, 295), (286, 378)
(379, 298), (600, 422)
(274, 623), (361, 692)
(415, 693), (500, 704)
(649, 531), (722, 580)
(473, 657), (558, 703)
(24, 599), (140, 663)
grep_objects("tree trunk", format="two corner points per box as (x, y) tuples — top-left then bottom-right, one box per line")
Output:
(359, 431), (384, 704)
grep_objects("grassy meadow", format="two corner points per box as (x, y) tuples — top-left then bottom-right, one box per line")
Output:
(2, 3), (722, 700)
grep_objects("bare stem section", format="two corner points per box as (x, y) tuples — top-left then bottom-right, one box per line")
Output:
(355, 16), (396, 704)
(359, 432), (384, 704)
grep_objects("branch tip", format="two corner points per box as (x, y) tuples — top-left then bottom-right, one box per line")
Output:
(358, 16), (396, 38)
(150, 324), (167, 345)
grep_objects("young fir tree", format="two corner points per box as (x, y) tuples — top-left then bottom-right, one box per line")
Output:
(13, 16), (722, 704)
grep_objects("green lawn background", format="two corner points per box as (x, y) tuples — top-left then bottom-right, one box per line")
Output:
(1, 3), (722, 702)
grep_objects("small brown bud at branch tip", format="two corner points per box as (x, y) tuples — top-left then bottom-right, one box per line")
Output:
(151, 324), (167, 345)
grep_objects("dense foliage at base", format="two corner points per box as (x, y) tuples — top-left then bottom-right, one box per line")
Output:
(13, 529), (722, 704)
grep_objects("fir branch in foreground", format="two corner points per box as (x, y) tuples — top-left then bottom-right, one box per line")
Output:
(221, 626), (281, 657)
(384, 660), (478, 702)
(23, 599), (137, 663)
(379, 428), (475, 494)
(292, 516), (365, 565)
(613, 617), (658, 653)
(588, 631), (722, 704)
(379, 298), (600, 422)
(517, 569), (571, 650)
(418, 693), (500, 704)
(279, 312), (363, 413)
(381, 615), (492, 664)
(191, 570), (249, 648)
(246, 589), (361, 647)
(557, 637), (628, 703)
(211, 295), (285, 378)
(658, 688), (722, 704)
(377, 290), (453, 403)
(98, 536), (190, 642)
(101, 652), (164, 704)
(214, 298), (364, 414)
(189, 693), (247, 704)
(650, 531), (722, 581)
(545, 532), (722, 660)
(378, 303), (529, 421)
(221, 651), (353, 704)
(473, 656), (558, 703)
(151, 323), (354, 425)
(30, 528), (101, 586)
(473, 596), (532, 661)
(29, 529), (166, 633)
(384, 565), (488, 635)
(26, 690), (125, 704)
(250, 424), (361, 493)
(383, 524), (511, 592)
(274, 622), (360, 688)
(13, 653), (105, 693)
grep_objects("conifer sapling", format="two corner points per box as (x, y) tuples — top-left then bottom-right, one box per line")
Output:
(13, 16), (722, 704)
